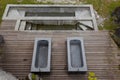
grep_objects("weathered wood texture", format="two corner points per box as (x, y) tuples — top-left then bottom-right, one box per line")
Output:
(0, 20), (16, 30)
(0, 31), (120, 80)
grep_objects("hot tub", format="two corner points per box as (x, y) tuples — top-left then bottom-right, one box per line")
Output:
(67, 37), (87, 72)
(31, 38), (51, 72)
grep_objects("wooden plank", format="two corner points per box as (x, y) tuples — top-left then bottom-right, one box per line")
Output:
(0, 31), (119, 80)
(0, 20), (16, 30)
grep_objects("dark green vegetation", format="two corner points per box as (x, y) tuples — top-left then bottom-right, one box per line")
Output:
(109, 6), (120, 48)
(110, 29), (120, 48)
(85, 0), (120, 30)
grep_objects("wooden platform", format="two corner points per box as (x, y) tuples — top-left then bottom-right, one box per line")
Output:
(0, 30), (119, 80)
(0, 20), (16, 30)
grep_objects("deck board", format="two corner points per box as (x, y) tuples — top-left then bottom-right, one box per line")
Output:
(0, 30), (120, 80)
(0, 20), (16, 30)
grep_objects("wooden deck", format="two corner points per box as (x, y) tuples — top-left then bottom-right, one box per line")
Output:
(0, 30), (119, 80)
(0, 20), (16, 30)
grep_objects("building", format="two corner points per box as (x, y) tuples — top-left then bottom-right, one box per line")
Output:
(0, 4), (120, 80)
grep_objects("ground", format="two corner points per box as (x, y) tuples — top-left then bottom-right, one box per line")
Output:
(0, 0), (120, 30)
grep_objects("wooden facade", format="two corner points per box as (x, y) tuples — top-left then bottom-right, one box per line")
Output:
(0, 20), (120, 80)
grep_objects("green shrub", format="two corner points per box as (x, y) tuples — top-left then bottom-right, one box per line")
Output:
(110, 32), (120, 48)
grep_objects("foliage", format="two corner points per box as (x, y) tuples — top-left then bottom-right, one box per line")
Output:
(115, 28), (120, 37)
(88, 72), (98, 80)
(109, 5), (120, 47)
(31, 73), (36, 80)
(110, 31), (120, 48)
(103, 18), (118, 30)
(111, 6), (120, 25)
(85, 0), (120, 30)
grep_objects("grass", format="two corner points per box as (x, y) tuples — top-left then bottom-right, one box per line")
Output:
(0, 0), (120, 30)
(85, 0), (120, 30)
(0, 0), (35, 23)
(0, 0), (54, 24)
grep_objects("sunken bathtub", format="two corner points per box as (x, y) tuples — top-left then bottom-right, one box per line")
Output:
(67, 37), (87, 72)
(31, 38), (51, 72)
